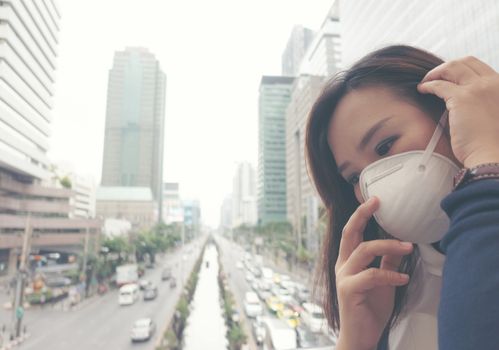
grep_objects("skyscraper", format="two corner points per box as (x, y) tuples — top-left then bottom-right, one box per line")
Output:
(298, 2), (342, 77)
(0, 1), (101, 277)
(162, 182), (183, 224)
(282, 25), (315, 76)
(232, 162), (257, 227)
(183, 199), (201, 238)
(0, 0), (58, 179)
(101, 48), (166, 203)
(257, 76), (294, 226)
(286, 75), (325, 251)
(284, 2), (342, 252)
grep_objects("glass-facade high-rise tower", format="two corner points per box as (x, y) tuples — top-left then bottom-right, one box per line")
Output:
(257, 76), (294, 226)
(101, 47), (166, 202)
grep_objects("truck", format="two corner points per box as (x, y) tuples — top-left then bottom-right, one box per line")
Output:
(116, 264), (138, 287)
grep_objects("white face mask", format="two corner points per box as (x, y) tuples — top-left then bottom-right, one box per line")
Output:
(359, 111), (459, 244)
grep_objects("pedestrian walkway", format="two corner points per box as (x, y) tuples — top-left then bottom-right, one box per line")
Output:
(183, 244), (228, 350)
(0, 332), (30, 350)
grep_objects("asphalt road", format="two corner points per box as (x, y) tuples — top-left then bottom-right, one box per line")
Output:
(216, 236), (261, 350)
(0, 237), (204, 350)
(215, 235), (335, 350)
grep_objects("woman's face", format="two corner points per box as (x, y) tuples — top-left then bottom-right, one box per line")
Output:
(328, 86), (458, 203)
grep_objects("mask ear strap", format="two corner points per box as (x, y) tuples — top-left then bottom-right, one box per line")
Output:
(419, 110), (448, 168)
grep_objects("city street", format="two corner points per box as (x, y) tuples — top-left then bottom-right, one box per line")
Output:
(216, 236), (259, 350)
(0, 238), (204, 350)
(216, 235), (335, 350)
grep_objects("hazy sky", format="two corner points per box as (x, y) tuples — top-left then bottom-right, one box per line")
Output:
(49, 0), (333, 226)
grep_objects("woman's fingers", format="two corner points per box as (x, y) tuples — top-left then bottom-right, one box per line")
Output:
(417, 80), (458, 102)
(337, 197), (379, 267)
(341, 268), (410, 294)
(380, 253), (405, 272)
(420, 58), (479, 85)
(460, 56), (496, 76)
(341, 240), (413, 275)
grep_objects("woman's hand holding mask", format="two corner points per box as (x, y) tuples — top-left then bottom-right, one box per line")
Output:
(418, 56), (499, 168)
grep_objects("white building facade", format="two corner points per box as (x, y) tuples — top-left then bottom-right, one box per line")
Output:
(232, 162), (257, 228)
(340, 0), (499, 69)
(0, 0), (60, 179)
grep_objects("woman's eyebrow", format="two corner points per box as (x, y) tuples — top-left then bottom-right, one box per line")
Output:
(357, 116), (393, 151)
(337, 116), (393, 177)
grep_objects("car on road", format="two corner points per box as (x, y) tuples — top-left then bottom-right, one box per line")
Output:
(262, 317), (297, 350)
(170, 277), (177, 288)
(280, 279), (295, 292)
(261, 267), (273, 282)
(258, 289), (272, 302)
(236, 261), (244, 269)
(139, 279), (152, 290)
(245, 271), (254, 282)
(161, 268), (172, 281)
(119, 283), (140, 306)
(301, 303), (327, 333)
(266, 295), (284, 314)
(294, 283), (311, 304)
(244, 291), (263, 318)
(251, 266), (262, 278)
(295, 325), (319, 348)
(259, 279), (271, 291)
(252, 316), (266, 346)
(251, 280), (259, 291)
(130, 318), (156, 342)
(143, 285), (158, 301)
(277, 305), (301, 329)
(272, 286), (294, 304)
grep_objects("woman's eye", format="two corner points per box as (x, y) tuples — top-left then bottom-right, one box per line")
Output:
(347, 174), (359, 185)
(375, 136), (397, 156)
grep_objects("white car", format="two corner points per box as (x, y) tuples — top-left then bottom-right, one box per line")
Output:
(262, 317), (297, 350)
(236, 261), (244, 269)
(252, 316), (266, 346)
(280, 279), (295, 292)
(245, 271), (254, 282)
(251, 280), (259, 291)
(244, 291), (263, 318)
(138, 279), (152, 290)
(119, 283), (139, 306)
(130, 318), (156, 342)
(261, 267), (273, 283)
(272, 285), (293, 303)
(301, 302), (327, 333)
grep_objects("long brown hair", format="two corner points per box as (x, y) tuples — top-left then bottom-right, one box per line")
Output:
(305, 45), (446, 335)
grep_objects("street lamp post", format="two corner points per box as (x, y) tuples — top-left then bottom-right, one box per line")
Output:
(11, 215), (32, 339)
(180, 222), (185, 286)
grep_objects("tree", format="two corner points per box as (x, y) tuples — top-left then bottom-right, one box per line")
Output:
(102, 235), (131, 264)
(59, 176), (72, 189)
(132, 223), (182, 263)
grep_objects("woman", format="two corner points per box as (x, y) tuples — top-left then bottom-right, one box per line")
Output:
(305, 45), (499, 349)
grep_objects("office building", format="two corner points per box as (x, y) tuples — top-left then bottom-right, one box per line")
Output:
(257, 76), (294, 225)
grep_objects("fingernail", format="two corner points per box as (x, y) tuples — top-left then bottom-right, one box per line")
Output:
(398, 273), (409, 281)
(399, 241), (413, 248)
